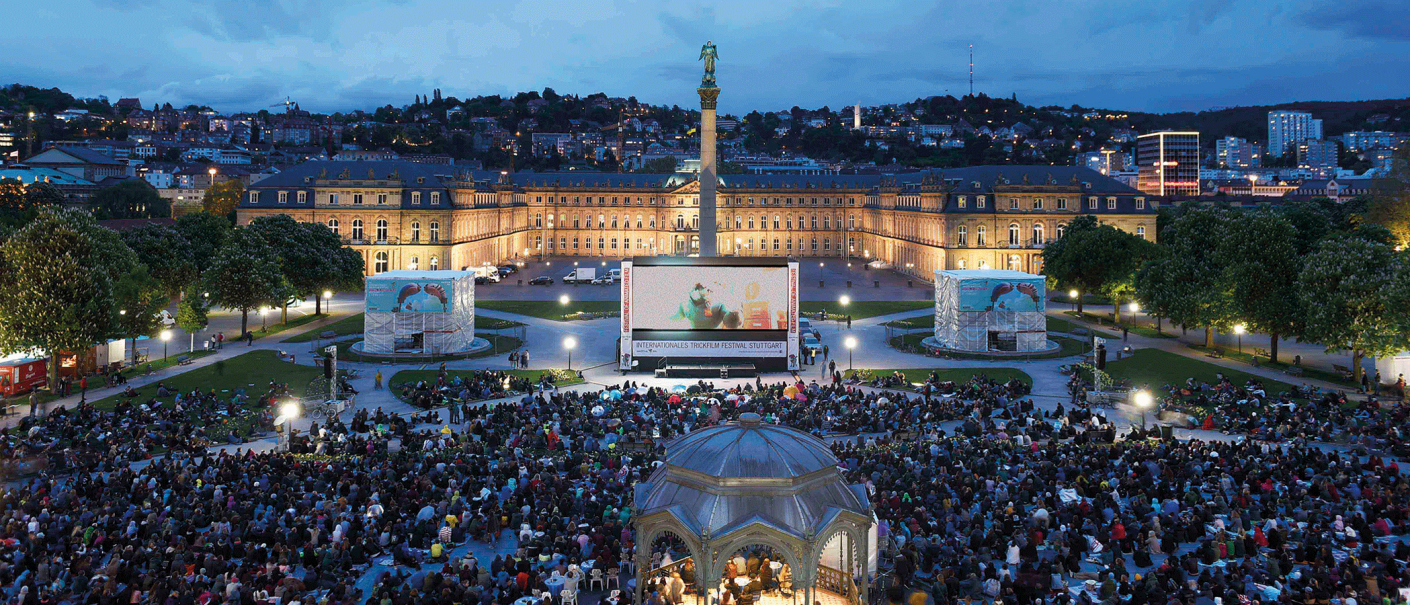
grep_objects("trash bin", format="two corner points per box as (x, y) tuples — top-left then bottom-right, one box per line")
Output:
(907, 280), (913, 288)
(874, 280), (880, 288)
(819, 280), (825, 288)
(846, 280), (852, 288)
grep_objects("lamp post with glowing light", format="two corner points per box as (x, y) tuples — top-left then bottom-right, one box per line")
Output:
(1234, 323), (1246, 355)
(1133, 389), (1152, 433)
(1068, 289), (1079, 314)
(275, 400), (301, 453)
(844, 336), (857, 372)
(160, 329), (172, 361)
(259, 307), (268, 331)
(838, 294), (850, 330)
(1127, 301), (1140, 330)
(564, 336), (577, 372)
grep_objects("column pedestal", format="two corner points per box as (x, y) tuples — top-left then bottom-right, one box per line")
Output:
(698, 86), (720, 257)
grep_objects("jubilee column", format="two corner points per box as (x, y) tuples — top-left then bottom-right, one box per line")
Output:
(697, 41), (720, 257)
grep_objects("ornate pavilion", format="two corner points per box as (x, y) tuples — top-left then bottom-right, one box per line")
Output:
(632, 413), (876, 605)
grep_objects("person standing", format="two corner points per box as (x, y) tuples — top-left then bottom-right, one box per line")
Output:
(79, 376), (87, 404)
(846, 315), (852, 329)
(522, 350), (530, 369)
(823, 344), (829, 360)
(1374, 370), (1382, 396)
(374, 370), (383, 390)
(217, 332), (224, 349)
(29, 390), (38, 417)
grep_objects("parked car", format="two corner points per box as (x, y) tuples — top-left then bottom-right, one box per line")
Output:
(157, 310), (175, 327)
(498, 265), (518, 276)
(529, 276), (554, 285)
(802, 333), (822, 354)
(591, 276), (614, 286)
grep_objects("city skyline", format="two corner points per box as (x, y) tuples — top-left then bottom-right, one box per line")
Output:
(4, 0), (1408, 115)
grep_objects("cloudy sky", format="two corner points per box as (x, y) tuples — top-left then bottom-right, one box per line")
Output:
(5, 0), (1407, 115)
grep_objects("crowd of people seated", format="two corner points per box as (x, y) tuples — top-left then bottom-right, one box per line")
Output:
(1, 368), (1407, 605)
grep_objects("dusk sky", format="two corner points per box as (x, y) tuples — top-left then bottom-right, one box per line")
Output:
(6, 0), (1408, 116)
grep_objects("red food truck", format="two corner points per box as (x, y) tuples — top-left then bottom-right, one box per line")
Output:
(0, 357), (47, 397)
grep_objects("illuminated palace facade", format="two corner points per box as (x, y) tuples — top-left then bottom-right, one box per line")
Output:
(237, 161), (1156, 278)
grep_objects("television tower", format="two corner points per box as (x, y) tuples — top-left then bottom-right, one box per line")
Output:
(969, 44), (974, 96)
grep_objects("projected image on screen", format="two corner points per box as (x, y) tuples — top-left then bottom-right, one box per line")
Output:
(633, 266), (789, 330)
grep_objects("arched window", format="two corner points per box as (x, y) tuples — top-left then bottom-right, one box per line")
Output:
(1057, 223), (1066, 239)
(326, 218), (339, 236)
(976, 225), (986, 246)
(611, 215), (618, 229)
(823, 215), (832, 230)
(957, 225), (967, 247)
(430, 222), (440, 243)
(535, 213), (542, 228)
(957, 259), (967, 269)
(1009, 254), (1021, 270)
(376, 219), (388, 242)
(1008, 223), (1020, 246)
(773, 215), (780, 230)
(1032, 223), (1044, 244)
(374, 251), (388, 273)
(351, 219), (364, 241)
(734, 216), (742, 229)
(408, 255), (419, 270)
(692, 215), (699, 229)
(411, 222), (421, 243)
(636, 214), (643, 229)
(1136, 225), (1146, 240)
(429, 256), (439, 270)
(747, 216), (755, 229)
(676, 214), (685, 229)
(598, 214), (605, 228)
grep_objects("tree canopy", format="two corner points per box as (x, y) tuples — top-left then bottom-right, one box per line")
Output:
(203, 180), (244, 220)
(1040, 215), (1155, 315)
(121, 223), (197, 298)
(92, 179), (169, 219)
(202, 228), (287, 335)
(1298, 236), (1410, 383)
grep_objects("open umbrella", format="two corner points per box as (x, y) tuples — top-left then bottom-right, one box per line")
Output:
(672, 385), (688, 393)
(724, 394), (739, 402)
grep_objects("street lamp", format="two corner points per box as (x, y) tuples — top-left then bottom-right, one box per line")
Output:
(1233, 323), (1246, 355)
(559, 294), (570, 306)
(844, 336), (857, 372)
(564, 336), (577, 371)
(1068, 289), (1079, 313)
(260, 307), (268, 330)
(1133, 389), (1153, 432)
(276, 400), (301, 452)
(160, 329), (172, 361)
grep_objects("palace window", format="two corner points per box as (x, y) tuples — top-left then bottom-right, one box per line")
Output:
(329, 193), (339, 205)
(430, 222), (440, 242)
(957, 225), (967, 246)
(598, 237), (605, 249)
(374, 251), (388, 273)
(735, 216), (743, 229)
(1057, 198), (1067, 210)
(824, 216), (831, 229)
(573, 237), (579, 249)
(748, 217), (755, 229)
(810, 215), (818, 229)
(1136, 226), (1146, 240)
(411, 222), (421, 243)
(297, 191), (307, 204)
(353, 194), (363, 205)
(408, 256), (419, 270)
(351, 219), (364, 241)
(773, 216), (780, 229)
(535, 213), (542, 228)
(249, 191), (260, 204)
(1009, 223), (1020, 246)
(611, 238), (618, 249)
(1009, 254), (1021, 270)
(977, 225), (987, 246)
(1088, 196), (1098, 209)
(976, 196), (985, 208)
(430, 192), (440, 205)
(377, 194), (388, 205)
(597, 214), (605, 228)
(1107, 197), (1117, 209)
(412, 192), (421, 205)
(327, 218), (339, 236)
(1009, 198), (1019, 209)
(1136, 197), (1146, 210)
(773, 238), (780, 251)
(1033, 223), (1044, 243)
(611, 215), (618, 228)
(376, 219), (388, 242)
(1033, 198), (1043, 210)
(957, 259), (967, 269)
(278, 191), (288, 204)
(957, 196), (966, 209)
(429, 256), (438, 270)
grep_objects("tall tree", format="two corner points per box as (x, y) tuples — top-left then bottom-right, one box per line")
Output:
(202, 180), (245, 220)
(121, 224), (197, 298)
(203, 229), (286, 336)
(1134, 206), (1231, 347)
(174, 212), (232, 273)
(23, 181), (66, 209)
(0, 209), (124, 387)
(1298, 236), (1410, 384)
(246, 215), (364, 319)
(112, 264), (169, 365)
(175, 285), (209, 353)
(1365, 146), (1410, 247)
(1040, 215), (1155, 317)
(1217, 210), (1302, 362)
(91, 179), (169, 219)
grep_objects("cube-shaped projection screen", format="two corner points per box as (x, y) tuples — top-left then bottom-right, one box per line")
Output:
(363, 271), (475, 355)
(933, 269), (1047, 352)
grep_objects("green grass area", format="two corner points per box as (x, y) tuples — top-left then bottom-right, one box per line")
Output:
(1062, 311), (1174, 339)
(283, 313), (364, 343)
(476, 316), (526, 329)
(1047, 293), (1111, 306)
(1101, 348), (1302, 396)
(1186, 344), (1356, 387)
(882, 314), (934, 329)
(334, 333), (524, 363)
(800, 300), (933, 320)
(244, 312), (330, 341)
(845, 367), (1031, 386)
(889, 333), (1091, 360)
(88, 350), (321, 439)
(388, 369), (584, 404)
(477, 300), (619, 321)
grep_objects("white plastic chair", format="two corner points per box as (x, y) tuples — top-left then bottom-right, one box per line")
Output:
(561, 589), (578, 605)
(589, 569), (605, 591)
(606, 568), (621, 589)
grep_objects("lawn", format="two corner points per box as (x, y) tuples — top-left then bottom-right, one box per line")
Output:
(1045, 316), (1119, 339)
(281, 313), (524, 344)
(882, 314), (934, 329)
(800, 300), (933, 320)
(1062, 311), (1174, 339)
(1100, 348), (1302, 396)
(1046, 293), (1110, 306)
(89, 350), (322, 413)
(477, 300), (619, 321)
(333, 333), (524, 363)
(241, 312), (332, 341)
(1185, 344), (1356, 387)
(889, 333), (1090, 360)
(283, 314), (365, 343)
(845, 367), (1031, 386)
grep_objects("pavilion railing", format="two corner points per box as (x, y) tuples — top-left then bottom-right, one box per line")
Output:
(817, 564), (856, 605)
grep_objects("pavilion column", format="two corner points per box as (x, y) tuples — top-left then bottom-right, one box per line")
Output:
(859, 529), (870, 605)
